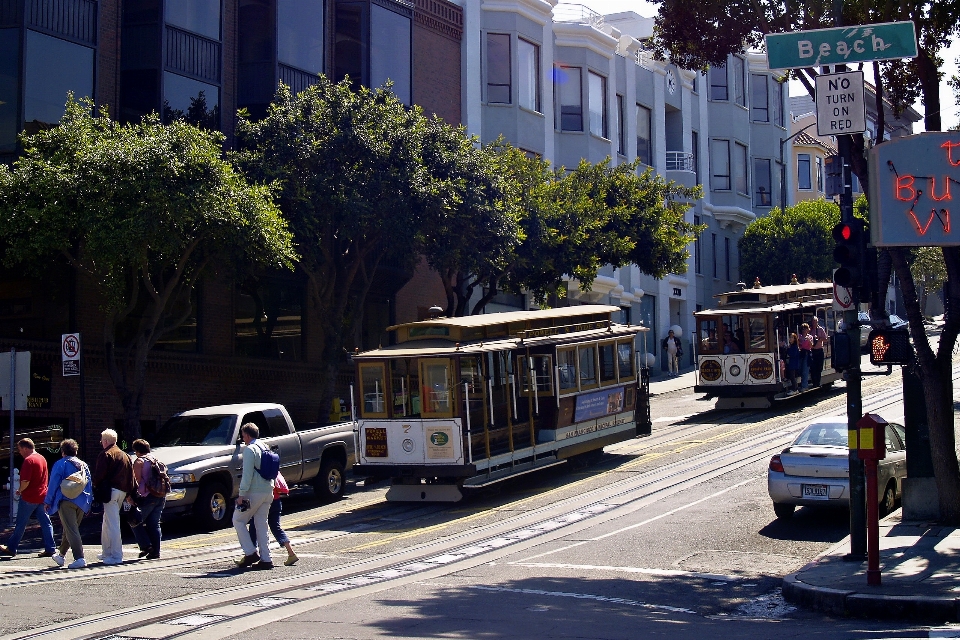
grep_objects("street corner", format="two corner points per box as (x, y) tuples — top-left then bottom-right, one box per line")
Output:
(782, 571), (855, 617)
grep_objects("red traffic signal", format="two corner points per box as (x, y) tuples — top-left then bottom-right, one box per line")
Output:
(868, 329), (913, 366)
(832, 220), (864, 288)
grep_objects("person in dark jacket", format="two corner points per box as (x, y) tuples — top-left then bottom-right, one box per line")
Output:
(786, 333), (801, 393)
(92, 429), (134, 565)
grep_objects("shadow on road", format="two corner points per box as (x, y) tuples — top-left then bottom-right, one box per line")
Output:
(758, 506), (849, 543)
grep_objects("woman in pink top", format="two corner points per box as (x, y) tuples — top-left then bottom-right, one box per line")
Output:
(798, 323), (813, 390)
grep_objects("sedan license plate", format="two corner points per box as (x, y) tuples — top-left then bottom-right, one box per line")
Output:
(802, 483), (830, 500)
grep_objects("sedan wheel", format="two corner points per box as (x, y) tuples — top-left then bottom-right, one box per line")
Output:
(773, 502), (795, 520)
(881, 482), (897, 516)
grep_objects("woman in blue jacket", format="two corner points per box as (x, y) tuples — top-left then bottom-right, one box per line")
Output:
(44, 439), (93, 569)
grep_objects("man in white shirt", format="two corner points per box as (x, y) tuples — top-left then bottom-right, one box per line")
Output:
(233, 424), (275, 570)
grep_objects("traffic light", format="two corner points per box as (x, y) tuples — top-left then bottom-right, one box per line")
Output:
(832, 220), (864, 289)
(831, 333), (853, 371)
(868, 329), (913, 366)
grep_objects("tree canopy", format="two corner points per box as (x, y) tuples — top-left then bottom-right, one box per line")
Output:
(424, 144), (702, 316)
(739, 200), (840, 287)
(0, 97), (295, 440)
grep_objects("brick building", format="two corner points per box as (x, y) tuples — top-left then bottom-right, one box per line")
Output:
(0, 0), (458, 458)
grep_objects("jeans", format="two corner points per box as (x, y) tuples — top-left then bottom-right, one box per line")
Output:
(57, 501), (85, 560)
(100, 488), (126, 563)
(5, 498), (55, 555)
(811, 349), (825, 387)
(249, 498), (289, 548)
(800, 351), (811, 390)
(131, 494), (165, 555)
(233, 492), (273, 564)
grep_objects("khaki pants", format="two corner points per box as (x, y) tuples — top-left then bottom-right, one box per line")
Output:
(57, 501), (85, 560)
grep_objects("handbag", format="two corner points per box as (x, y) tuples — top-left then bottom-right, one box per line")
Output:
(60, 459), (88, 500)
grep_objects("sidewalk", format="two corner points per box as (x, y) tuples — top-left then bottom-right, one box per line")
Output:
(647, 367), (698, 396)
(783, 512), (960, 622)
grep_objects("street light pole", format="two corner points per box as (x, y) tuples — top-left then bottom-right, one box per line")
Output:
(779, 122), (817, 214)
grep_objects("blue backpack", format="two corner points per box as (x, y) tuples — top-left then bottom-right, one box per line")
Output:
(255, 443), (280, 481)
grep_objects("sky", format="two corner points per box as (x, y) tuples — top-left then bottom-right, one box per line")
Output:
(582, 0), (960, 131)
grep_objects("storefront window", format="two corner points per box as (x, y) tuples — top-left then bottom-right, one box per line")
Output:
(369, 3), (410, 104)
(162, 71), (220, 129)
(278, 0), (324, 74)
(166, 0), (221, 39)
(0, 28), (19, 153)
(23, 31), (94, 130)
(234, 278), (303, 361)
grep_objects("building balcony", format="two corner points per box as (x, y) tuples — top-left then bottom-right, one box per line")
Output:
(553, 3), (604, 29)
(665, 151), (697, 189)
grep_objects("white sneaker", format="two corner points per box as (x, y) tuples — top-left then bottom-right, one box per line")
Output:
(67, 557), (86, 569)
(96, 553), (104, 561)
(52, 553), (65, 567)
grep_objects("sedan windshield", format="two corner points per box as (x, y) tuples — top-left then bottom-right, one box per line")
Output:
(794, 423), (848, 447)
(153, 415), (236, 446)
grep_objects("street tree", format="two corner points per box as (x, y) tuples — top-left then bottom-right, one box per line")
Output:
(650, 0), (960, 522)
(739, 200), (840, 287)
(0, 97), (295, 441)
(235, 79), (500, 418)
(425, 144), (702, 316)
(909, 247), (948, 317)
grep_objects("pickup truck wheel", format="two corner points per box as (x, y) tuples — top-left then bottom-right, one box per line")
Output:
(195, 481), (232, 530)
(314, 459), (345, 502)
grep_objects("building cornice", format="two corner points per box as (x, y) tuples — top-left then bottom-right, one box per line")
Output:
(481, 0), (556, 26)
(553, 22), (618, 59)
(704, 203), (756, 229)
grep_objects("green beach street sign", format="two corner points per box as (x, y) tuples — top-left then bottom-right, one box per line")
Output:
(765, 21), (917, 69)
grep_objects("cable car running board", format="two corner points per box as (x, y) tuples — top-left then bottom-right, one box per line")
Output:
(463, 458), (567, 489)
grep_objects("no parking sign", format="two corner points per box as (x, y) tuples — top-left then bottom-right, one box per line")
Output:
(62, 333), (80, 376)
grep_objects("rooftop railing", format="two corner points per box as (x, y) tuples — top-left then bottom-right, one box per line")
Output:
(553, 3), (603, 29)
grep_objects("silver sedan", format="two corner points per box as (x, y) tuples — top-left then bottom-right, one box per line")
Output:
(767, 419), (907, 520)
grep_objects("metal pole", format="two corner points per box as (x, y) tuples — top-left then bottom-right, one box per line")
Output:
(9, 348), (15, 527)
(865, 457), (881, 584)
(79, 333), (86, 461)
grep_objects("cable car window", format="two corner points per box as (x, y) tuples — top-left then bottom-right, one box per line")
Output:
(598, 342), (617, 384)
(420, 358), (454, 417)
(747, 316), (768, 351)
(359, 362), (388, 418)
(579, 345), (598, 389)
(519, 355), (553, 395)
(698, 318), (720, 354)
(390, 359), (416, 417)
(557, 347), (578, 392)
(617, 340), (635, 380)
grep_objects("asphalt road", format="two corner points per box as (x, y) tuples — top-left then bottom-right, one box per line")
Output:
(1, 366), (958, 639)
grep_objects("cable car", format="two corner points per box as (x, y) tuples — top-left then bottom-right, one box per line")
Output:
(693, 281), (842, 409)
(351, 305), (651, 501)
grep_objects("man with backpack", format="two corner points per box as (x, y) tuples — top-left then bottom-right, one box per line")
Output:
(127, 439), (169, 560)
(233, 423), (275, 570)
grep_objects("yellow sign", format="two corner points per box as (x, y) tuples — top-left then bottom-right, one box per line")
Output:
(859, 428), (874, 451)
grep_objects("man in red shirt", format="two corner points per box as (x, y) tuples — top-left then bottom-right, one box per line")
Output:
(0, 439), (56, 558)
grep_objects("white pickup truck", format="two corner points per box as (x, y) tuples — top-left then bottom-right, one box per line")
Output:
(149, 403), (356, 529)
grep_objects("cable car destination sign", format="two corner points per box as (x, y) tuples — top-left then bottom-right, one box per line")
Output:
(868, 132), (960, 246)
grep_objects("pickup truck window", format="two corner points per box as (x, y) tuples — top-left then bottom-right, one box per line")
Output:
(155, 415), (236, 446)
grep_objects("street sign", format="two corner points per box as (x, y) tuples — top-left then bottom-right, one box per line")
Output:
(816, 71), (866, 136)
(0, 351), (30, 410)
(868, 132), (960, 246)
(62, 333), (80, 376)
(765, 21), (918, 69)
(833, 275), (854, 311)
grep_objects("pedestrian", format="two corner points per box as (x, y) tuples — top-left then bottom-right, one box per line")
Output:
(809, 316), (828, 386)
(662, 330), (682, 376)
(798, 323), (813, 391)
(92, 428), (134, 565)
(232, 423), (275, 570)
(786, 333), (801, 393)
(45, 439), (92, 569)
(0, 438), (56, 559)
(128, 439), (164, 560)
(248, 470), (299, 566)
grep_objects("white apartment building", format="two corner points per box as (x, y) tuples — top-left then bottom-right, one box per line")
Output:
(452, 1), (789, 369)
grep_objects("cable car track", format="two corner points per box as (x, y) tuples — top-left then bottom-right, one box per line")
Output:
(2, 374), (925, 640)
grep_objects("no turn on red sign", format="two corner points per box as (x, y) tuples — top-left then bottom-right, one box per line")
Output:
(816, 71), (867, 136)
(62, 333), (80, 376)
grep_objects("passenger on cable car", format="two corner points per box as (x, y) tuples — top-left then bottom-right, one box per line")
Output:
(722, 332), (741, 354)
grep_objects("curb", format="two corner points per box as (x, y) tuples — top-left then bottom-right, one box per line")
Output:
(782, 571), (960, 623)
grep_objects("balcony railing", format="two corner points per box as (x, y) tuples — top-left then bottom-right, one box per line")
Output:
(666, 151), (694, 172)
(553, 3), (603, 29)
